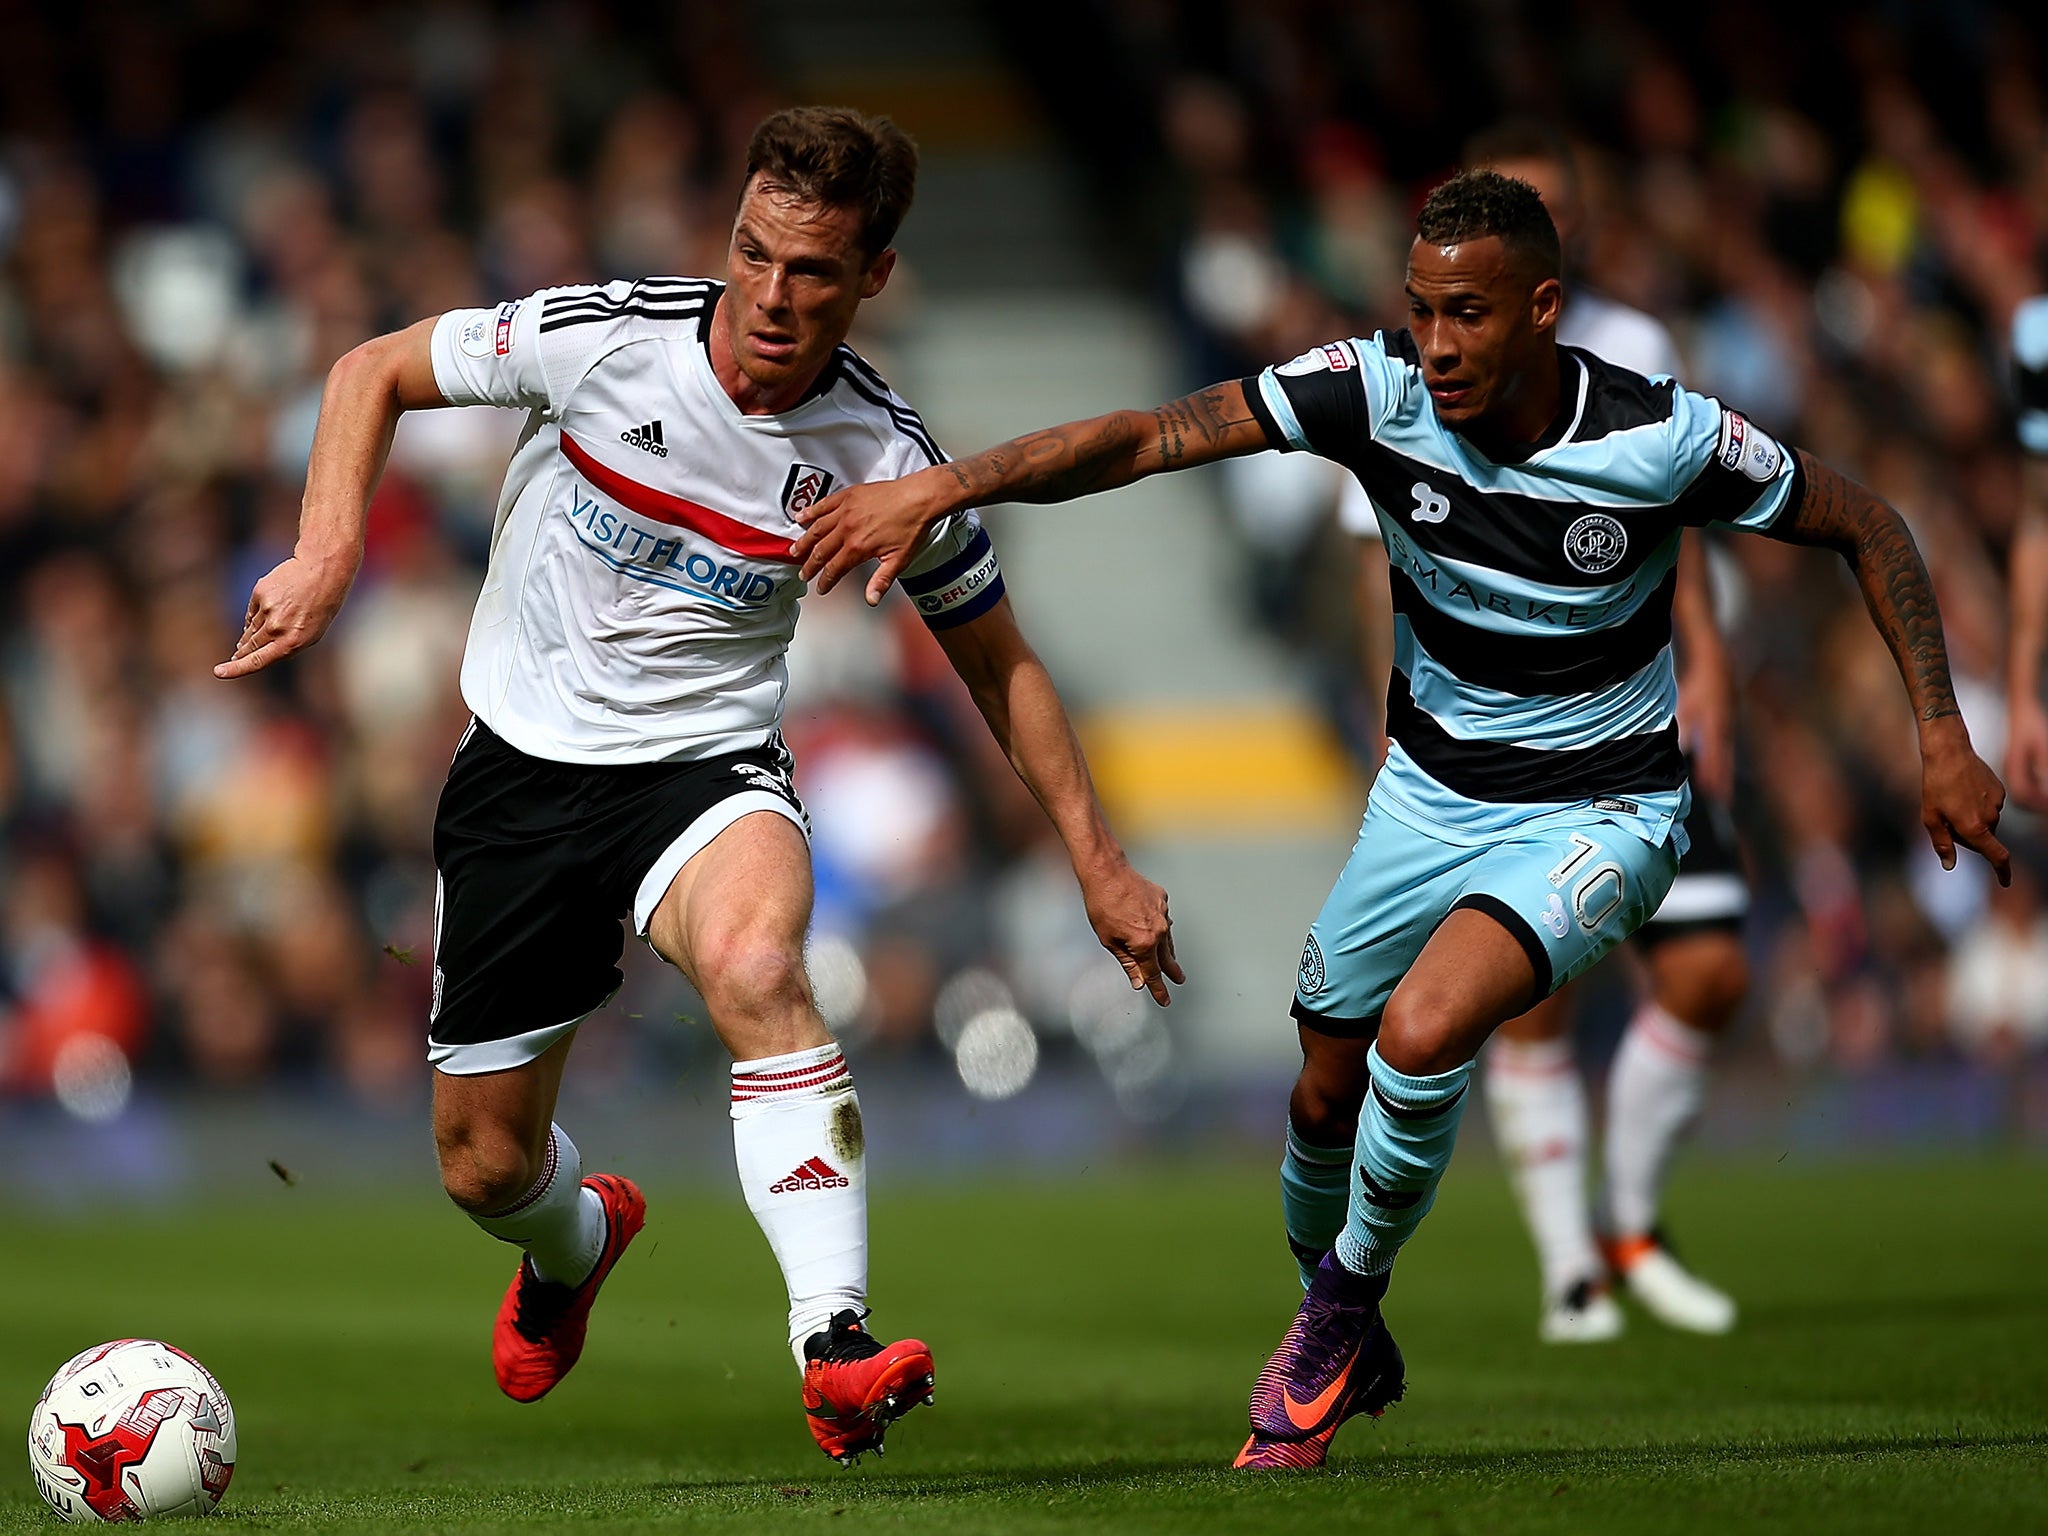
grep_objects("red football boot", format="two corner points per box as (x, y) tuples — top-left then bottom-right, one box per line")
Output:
(491, 1173), (646, 1403)
(801, 1309), (935, 1464)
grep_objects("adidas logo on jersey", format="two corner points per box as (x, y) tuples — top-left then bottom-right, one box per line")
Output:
(620, 420), (667, 456)
(769, 1156), (851, 1194)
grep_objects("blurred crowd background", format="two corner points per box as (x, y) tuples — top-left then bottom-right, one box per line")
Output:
(1, 0), (2046, 1133)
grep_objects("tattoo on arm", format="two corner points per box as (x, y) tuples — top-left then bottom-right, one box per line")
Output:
(1773, 451), (1959, 725)
(1147, 386), (1260, 470)
(947, 384), (1264, 508)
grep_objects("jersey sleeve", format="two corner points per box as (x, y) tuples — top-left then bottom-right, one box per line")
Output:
(433, 282), (680, 417)
(1241, 336), (1397, 457)
(2015, 295), (2048, 455)
(1668, 386), (1800, 531)
(430, 297), (551, 411)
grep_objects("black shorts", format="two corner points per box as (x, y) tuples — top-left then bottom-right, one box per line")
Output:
(427, 720), (808, 1074)
(1639, 793), (1748, 945)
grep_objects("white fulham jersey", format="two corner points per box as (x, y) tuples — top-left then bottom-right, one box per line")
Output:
(430, 278), (1002, 764)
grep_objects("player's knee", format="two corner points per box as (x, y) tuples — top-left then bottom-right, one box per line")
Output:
(1697, 948), (1750, 1032)
(1655, 936), (1750, 1035)
(1377, 987), (1468, 1077)
(435, 1123), (538, 1213)
(697, 930), (809, 1024)
(1291, 1028), (1376, 1143)
(1290, 1067), (1363, 1146)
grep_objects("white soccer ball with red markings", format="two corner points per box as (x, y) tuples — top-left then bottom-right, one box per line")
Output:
(26, 1340), (236, 1522)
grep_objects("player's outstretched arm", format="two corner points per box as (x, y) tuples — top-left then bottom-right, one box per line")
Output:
(1770, 451), (2011, 883)
(934, 597), (1184, 1005)
(215, 316), (447, 679)
(793, 380), (1269, 605)
(2004, 464), (2048, 809)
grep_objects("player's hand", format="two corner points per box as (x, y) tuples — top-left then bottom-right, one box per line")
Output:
(1080, 861), (1185, 1006)
(1921, 725), (2011, 885)
(1676, 655), (1737, 803)
(214, 553), (355, 679)
(792, 468), (954, 605)
(2003, 693), (2048, 812)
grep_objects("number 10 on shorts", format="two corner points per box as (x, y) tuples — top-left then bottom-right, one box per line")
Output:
(1546, 832), (1626, 933)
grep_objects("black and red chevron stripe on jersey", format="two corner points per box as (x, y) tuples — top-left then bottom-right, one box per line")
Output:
(560, 432), (797, 563)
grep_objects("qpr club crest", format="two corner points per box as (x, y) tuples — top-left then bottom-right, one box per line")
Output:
(781, 462), (837, 520)
(1562, 513), (1628, 575)
(1299, 934), (1326, 994)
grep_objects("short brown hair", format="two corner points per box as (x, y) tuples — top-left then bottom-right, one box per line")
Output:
(743, 106), (919, 258)
(1415, 169), (1561, 281)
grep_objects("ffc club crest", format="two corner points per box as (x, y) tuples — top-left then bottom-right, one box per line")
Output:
(781, 463), (837, 520)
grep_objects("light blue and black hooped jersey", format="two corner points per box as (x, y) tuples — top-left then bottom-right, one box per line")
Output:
(2016, 295), (2048, 456)
(1243, 331), (1802, 847)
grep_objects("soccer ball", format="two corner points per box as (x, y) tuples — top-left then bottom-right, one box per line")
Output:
(26, 1340), (236, 1522)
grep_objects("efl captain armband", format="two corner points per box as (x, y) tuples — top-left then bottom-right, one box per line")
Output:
(899, 524), (1005, 630)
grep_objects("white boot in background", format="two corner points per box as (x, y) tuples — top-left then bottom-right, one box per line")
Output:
(1608, 1235), (1737, 1335)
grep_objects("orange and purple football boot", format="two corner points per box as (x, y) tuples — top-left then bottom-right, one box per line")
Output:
(1235, 1252), (1405, 1470)
(491, 1173), (646, 1403)
(801, 1309), (935, 1465)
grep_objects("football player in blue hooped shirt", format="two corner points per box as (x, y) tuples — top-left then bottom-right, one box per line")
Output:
(793, 169), (2012, 1470)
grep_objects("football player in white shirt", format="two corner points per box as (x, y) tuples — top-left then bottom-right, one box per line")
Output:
(1341, 125), (1747, 1343)
(217, 106), (1181, 1463)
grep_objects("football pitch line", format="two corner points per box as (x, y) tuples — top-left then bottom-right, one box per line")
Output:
(1, 1157), (2042, 1533)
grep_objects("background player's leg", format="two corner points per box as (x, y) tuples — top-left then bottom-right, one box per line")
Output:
(1282, 1027), (1376, 1285)
(646, 812), (865, 1365)
(1484, 984), (1615, 1339)
(1599, 926), (1747, 1333)
(1603, 928), (1748, 1238)
(433, 1036), (607, 1285)
(1339, 909), (1539, 1276)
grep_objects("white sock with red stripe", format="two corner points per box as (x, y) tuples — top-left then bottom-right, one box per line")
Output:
(467, 1123), (607, 1287)
(1482, 1036), (1602, 1300)
(1602, 1002), (1714, 1239)
(730, 1042), (867, 1367)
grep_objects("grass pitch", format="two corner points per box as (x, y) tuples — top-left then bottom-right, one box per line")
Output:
(0, 1153), (2042, 1534)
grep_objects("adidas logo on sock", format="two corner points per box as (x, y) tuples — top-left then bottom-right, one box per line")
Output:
(769, 1156), (850, 1194)
(620, 419), (667, 456)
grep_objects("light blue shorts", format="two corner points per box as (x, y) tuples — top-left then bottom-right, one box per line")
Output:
(1291, 793), (1680, 1031)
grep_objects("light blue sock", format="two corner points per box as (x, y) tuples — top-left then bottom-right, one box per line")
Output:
(1280, 1122), (1353, 1287)
(1336, 1045), (1473, 1277)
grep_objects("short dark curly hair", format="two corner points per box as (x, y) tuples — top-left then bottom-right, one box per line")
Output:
(744, 106), (919, 259)
(1414, 169), (1560, 281)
